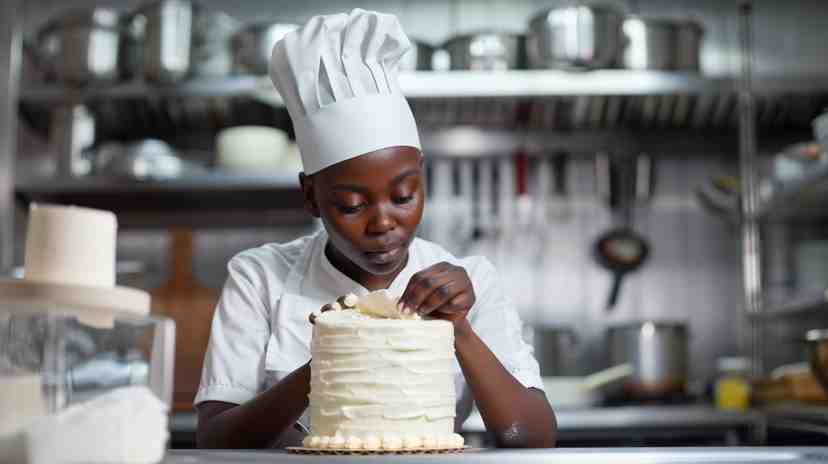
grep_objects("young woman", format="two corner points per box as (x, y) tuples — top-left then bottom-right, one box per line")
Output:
(194, 9), (556, 449)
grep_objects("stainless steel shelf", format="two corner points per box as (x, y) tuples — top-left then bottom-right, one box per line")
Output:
(14, 173), (309, 228)
(19, 76), (275, 102)
(20, 72), (828, 103)
(751, 290), (828, 320)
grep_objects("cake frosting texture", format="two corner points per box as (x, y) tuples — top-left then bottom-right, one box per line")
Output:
(306, 302), (463, 450)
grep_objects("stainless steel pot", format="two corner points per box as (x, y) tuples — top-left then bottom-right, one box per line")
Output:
(36, 8), (125, 84)
(443, 31), (526, 71)
(532, 326), (579, 376)
(232, 22), (299, 75)
(621, 17), (703, 71)
(608, 321), (688, 397)
(135, 0), (239, 82)
(807, 329), (828, 394)
(399, 40), (436, 71)
(527, 5), (624, 70)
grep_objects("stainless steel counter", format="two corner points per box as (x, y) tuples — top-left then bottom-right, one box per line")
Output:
(462, 405), (763, 433)
(160, 448), (828, 463)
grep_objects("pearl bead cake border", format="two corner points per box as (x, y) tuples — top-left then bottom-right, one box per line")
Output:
(287, 446), (472, 455)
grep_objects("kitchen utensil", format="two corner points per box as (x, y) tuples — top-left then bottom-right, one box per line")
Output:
(594, 227), (649, 309)
(136, 0), (239, 82)
(807, 329), (828, 395)
(93, 139), (206, 180)
(35, 8), (125, 84)
(215, 126), (289, 173)
(527, 5), (624, 70)
(593, 153), (651, 310)
(232, 22), (299, 75)
(443, 31), (526, 71)
(621, 17), (703, 71)
(151, 229), (219, 412)
(542, 363), (633, 409)
(191, 10), (240, 77)
(533, 326), (579, 376)
(608, 321), (689, 398)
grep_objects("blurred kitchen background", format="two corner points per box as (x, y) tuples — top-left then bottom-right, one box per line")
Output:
(2, 0), (828, 449)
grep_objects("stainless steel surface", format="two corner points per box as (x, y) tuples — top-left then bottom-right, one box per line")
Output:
(807, 329), (828, 395)
(608, 321), (689, 396)
(462, 405), (761, 433)
(137, 0), (238, 82)
(139, 0), (192, 82)
(443, 32), (525, 71)
(35, 7), (123, 84)
(93, 139), (206, 180)
(0, 0), (20, 274)
(622, 17), (703, 71)
(527, 5), (624, 70)
(738, 4), (763, 377)
(160, 448), (828, 464)
(532, 326), (578, 376)
(51, 104), (94, 177)
(231, 22), (298, 75)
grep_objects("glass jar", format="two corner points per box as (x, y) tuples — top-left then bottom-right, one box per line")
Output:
(715, 357), (751, 411)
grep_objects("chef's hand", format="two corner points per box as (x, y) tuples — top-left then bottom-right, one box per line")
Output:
(398, 262), (475, 327)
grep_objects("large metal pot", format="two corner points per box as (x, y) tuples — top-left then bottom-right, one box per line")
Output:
(231, 22), (299, 75)
(400, 41), (436, 71)
(443, 31), (526, 71)
(134, 0), (239, 82)
(608, 321), (688, 398)
(527, 5), (624, 70)
(621, 17), (703, 71)
(35, 8), (125, 84)
(807, 329), (828, 394)
(532, 326), (579, 376)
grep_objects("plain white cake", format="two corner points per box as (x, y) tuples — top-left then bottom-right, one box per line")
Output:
(303, 292), (464, 451)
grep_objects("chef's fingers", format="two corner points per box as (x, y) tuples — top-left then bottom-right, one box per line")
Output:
(416, 281), (464, 317)
(398, 264), (453, 314)
(430, 291), (474, 320)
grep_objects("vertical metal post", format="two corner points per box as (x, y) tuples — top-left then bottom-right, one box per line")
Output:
(738, 3), (763, 376)
(0, 0), (22, 274)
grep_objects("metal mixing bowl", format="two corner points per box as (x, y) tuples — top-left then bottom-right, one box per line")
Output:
(806, 329), (828, 394)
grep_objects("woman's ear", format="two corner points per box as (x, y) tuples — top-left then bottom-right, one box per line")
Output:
(298, 172), (321, 218)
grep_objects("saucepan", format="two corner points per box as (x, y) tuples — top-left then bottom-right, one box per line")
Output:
(621, 17), (703, 71)
(527, 5), (625, 70)
(31, 7), (128, 85)
(232, 21), (299, 75)
(608, 321), (689, 399)
(443, 31), (526, 70)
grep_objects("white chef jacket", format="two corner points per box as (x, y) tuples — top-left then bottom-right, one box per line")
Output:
(195, 228), (543, 432)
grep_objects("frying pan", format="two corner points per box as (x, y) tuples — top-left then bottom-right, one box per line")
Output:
(593, 153), (652, 310)
(594, 227), (649, 309)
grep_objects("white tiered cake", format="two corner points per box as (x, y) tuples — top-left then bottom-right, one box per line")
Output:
(303, 291), (464, 451)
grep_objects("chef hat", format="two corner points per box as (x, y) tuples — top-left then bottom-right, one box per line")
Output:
(270, 9), (421, 175)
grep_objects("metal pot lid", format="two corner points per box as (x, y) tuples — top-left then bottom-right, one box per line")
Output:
(39, 8), (122, 34)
